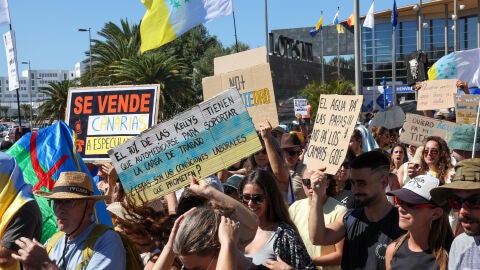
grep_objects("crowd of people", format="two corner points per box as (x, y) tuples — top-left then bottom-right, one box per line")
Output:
(1, 106), (480, 270)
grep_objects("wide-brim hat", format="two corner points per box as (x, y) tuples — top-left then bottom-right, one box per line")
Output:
(430, 158), (480, 205)
(448, 124), (480, 152)
(34, 171), (109, 201)
(387, 175), (440, 205)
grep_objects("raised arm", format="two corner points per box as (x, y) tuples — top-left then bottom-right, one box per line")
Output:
(308, 168), (346, 245)
(188, 176), (259, 247)
(259, 121), (290, 186)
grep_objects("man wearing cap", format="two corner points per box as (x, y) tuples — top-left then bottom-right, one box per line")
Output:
(309, 151), (405, 270)
(0, 152), (42, 270)
(448, 124), (480, 164)
(12, 171), (126, 270)
(430, 158), (480, 269)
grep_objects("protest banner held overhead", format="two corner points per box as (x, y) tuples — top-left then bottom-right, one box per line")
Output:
(108, 88), (262, 203)
(202, 63), (279, 129)
(455, 94), (480, 125)
(417, 79), (457, 110)
(399, 113), (458, 146)
(306, 95), (363, 175)
(65, 85), (160, 161)
(294, 99), (308, 117)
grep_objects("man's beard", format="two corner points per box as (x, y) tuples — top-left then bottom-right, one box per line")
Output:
(459, 214), (480, 236)
(354, 193), (377, 207)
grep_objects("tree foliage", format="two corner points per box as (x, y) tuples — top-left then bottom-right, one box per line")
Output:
(36, 79), (78, 125)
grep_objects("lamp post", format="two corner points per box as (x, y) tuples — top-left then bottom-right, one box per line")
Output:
(78, 28), (93, 86)
(21, 60), (33, 126)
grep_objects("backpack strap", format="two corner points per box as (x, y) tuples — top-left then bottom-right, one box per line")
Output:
(45, 231), (65, 255)
(75, 224), (110, 270)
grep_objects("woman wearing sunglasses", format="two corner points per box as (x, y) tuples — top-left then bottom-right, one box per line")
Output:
(240, 169), (315, 269)
(385, 175), (454, 270)
(407, 136), (453, 185)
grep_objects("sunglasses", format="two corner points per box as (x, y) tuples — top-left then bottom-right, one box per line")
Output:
(255, 149), (267, 155)
(241, 193), (265, 205)
(49, 199), (80, 208)
(286, 150), (302, 157)
(423, 148), (439, 156)
(447, 196), (480, 210)
(394, 197), (434, 209)
(302, 178), (311, 188)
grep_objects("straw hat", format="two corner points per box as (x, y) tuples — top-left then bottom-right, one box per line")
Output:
(34, 171), (109, 201)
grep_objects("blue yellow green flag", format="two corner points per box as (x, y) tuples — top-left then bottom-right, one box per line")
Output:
(428, 48), (480, 87)
(140, 0), (233, 53)
(6, 121), (112, 243)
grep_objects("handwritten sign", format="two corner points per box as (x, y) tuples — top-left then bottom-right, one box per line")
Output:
(108, 88), (262, 203)
(65, 85), (159, 161)
(455, 94), (480, 125)
(306, 95), (363, 174)
(399, 113), (458, 146)
(417, 79), (457, 110)
(202, 63), (279, 129)
(294, 99), (308, 116)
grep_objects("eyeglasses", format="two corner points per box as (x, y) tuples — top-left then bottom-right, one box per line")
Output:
(423, 148), (439, 156)
(49, 199), (81, 209)
(302, 178), (311, 188)
(286, 150), (302, 157)
(447, 196), (480, 210)
(241, 193), (265, 205)
(255, 149), (267, 155)
(223, 186), (237, 195)
(394, 197), (434, 209)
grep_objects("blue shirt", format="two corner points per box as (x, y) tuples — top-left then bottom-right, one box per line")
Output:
(46, 223), (126, 270)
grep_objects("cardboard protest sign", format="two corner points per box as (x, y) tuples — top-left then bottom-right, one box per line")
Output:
(399, 113), (458, 146)
(306, 95), (363, 175)
(455, 94), (480, 125)
(294, 99), (308, 116)
(65, 85), (160, 161)
(202, 63), (279, 129)
(417, 79), (457, 110)
(108, 88), (262, 202)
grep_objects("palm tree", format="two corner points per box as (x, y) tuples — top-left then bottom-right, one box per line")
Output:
(36, 79), (78, 125)
(110, 53), (195, 119)
(20, 104), (33, 123)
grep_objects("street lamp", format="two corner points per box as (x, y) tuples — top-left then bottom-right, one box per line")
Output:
(78, 28), (93, 86)
(21, 60), (33, 126)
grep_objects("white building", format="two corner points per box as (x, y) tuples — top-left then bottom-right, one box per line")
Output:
(0, 63), (83, 113)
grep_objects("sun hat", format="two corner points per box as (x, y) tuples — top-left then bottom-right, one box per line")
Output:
(280, 133), (301, 149)
(387, 174), (440, 205)
(34, 171), (109, 201)
(223, 174), (244, 191)
(430, 158), (480, 205)
(106, 202), (140, 221)
(448, 124), (480, 152)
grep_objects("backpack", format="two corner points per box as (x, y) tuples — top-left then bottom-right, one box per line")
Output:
(45, 224), (142, 270)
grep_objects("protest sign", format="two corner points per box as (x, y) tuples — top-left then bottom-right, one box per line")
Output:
(399, 113), (458, 146)
(65, 85), (159, 161)
(417, 79), (457, 110)
(294, 99), (308, 116)
(455, 94), (480, 125)
(202, 63), (279, 129)
(306, 95), (363, 175)
(108, 88), (262, 202)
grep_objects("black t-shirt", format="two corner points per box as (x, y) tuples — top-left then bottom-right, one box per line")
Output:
(342, 207), (406, 270)
(391, 238), (439, 270)
(1, 200), (42, 251)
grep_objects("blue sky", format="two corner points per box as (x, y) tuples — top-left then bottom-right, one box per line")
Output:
(0, 0), (420, 76)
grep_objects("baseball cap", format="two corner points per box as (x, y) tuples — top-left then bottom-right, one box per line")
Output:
(387, 174), (440, 205)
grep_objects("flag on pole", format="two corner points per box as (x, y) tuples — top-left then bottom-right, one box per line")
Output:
(0, 0), (10, 27)
(347, 12), (354, 27)
(363, 1), (375, 28)
(309, 12), (323, 37)
(140, 0), (233, 53)
(428, 48), (480, 87)
(333, 8), (344, 34)
(6, 121), (112, 243)
(3, 30), (19, 91)
(391, 0), (398, 30)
